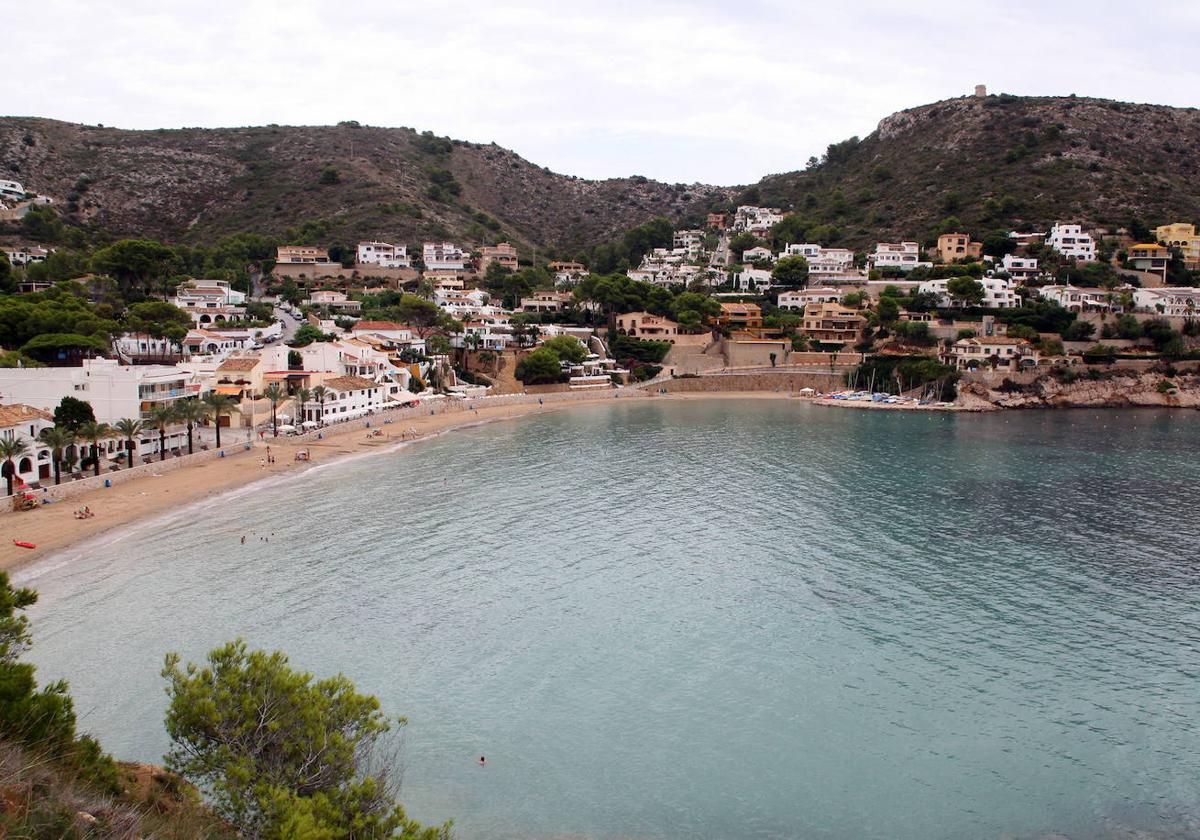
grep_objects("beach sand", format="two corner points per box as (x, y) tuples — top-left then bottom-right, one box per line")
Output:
(1, 391), (798, 573)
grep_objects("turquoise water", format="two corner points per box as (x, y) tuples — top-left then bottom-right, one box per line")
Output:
(19, 400), (1200, 840)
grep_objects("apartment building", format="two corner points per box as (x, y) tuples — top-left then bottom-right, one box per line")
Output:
(869, 242), (930, 272)
(276, 245), (331, 264)
(801, 302), (865, 346)
(478, 242), (519, 273)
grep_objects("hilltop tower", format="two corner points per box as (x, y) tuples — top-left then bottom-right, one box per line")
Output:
(974, 84), (987, 98)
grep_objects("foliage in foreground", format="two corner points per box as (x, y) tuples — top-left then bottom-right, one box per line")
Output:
(0, 571), (121, 793)
(163, 640), (451, 840)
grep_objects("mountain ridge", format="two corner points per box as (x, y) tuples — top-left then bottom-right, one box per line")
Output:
(3, 93), (1200, 255)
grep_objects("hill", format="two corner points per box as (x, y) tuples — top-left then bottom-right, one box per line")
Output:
(3, 94), (1200, 257)
(0, 118), (732, 255)
(751, 94), (1200, 250)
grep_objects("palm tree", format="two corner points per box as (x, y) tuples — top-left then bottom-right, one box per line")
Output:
(113, 418), (144, 469)
(0, 437), (29, 496)
(311, 385), (327, 426)
(76, 421), (113, 477)
(37, 426), (74, 485)
(146, 404), (177, 461)
(262, 384), (286, 437)
(173, 400), (211, 455)
(201, 392), (238, 448)
(293, 386), (312, 428)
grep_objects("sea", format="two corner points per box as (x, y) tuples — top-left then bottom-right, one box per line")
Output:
(19, 399), (1200, 839)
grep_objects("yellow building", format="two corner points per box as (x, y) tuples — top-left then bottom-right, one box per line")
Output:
(802, 302), (866, 346)
(936, 233), (983, 263)
(1154, 222), (1200, 269)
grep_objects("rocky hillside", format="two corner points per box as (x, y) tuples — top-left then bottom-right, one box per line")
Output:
(4, 93), (1200, 255)
(754, 94), (1200, 248)
(0, 118), (731, 254)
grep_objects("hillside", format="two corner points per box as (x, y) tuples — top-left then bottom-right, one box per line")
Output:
(3, 94), (1200, 256)
(752, 94), (1200, 249)
(0, 118), (731, 255)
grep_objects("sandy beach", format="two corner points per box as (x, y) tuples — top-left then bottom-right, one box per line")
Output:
(1, 390), (803, 574)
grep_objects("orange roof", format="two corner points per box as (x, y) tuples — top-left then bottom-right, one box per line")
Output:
(217, 357), (261, 372)
(323, 375), (378, 392)
(0, 404), (54, 427)
(351, 321), (407, 332)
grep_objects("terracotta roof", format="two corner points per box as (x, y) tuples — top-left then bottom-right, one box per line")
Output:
(323, 375), (378, 392)
(351, 321), (407, 332)
(0, 403), (53, 427)
(217, 357), (261, 372)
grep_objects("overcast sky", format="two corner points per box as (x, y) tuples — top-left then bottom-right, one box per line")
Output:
(8, 0), (1200, 185)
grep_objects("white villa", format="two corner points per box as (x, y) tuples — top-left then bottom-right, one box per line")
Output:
(1036, 285), (1123, 313)
(1047, 223), (1096, 262)
(777, 287), (844, 311)
(356, 241), (410, 268)
(1132, 287), (1200, 317)
(918, 276), (1020, 309)
(423, 242), (468, 271)
(869, 242), (930, 272)
(1001, 254), (1041, 283)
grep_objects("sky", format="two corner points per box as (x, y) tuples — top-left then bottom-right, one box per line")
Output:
(7, 0), (1200, 185)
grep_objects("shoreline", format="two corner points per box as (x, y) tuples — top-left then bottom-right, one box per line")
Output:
(3, 390), (799, 575)
(9, 386), (1196, 575)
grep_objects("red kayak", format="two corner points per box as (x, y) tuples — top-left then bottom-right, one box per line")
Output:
(12, 540), (36, 549)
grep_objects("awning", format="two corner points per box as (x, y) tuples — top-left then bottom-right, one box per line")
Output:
(214, 385), (243, 395)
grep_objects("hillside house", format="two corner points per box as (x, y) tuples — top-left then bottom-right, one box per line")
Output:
(717, 302), (763, 330)
(801, 302), (865, 346)
(777, 287), (844, 311)
(1155, 222), (1200, 270)
(869, 242), (930, 272)
(936, 233), (983, 262)
(277, 246), (331, 264)
(1128, 243), (1170, 282)
(1047, 223), (1096, 261)
(1001, 254), (1040, 283)
(356, 241), (410, 268)
(423, 242), (468, 271)
(614, 312), (679, 340)
(478, 242), (519, 273)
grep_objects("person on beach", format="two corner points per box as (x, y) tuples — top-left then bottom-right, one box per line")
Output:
(240, 535), (246, 544)
(478, 756), (486, 766)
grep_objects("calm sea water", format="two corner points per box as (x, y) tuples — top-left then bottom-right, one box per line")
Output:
(19, 400), (1200, 840)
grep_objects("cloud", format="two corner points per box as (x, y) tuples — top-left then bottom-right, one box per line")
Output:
(5, 0), (1198, 184)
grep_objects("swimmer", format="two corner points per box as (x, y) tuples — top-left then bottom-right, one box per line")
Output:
(478, 756), (486, 766)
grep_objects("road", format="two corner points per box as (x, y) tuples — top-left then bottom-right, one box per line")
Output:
(275, 306), (303, 343)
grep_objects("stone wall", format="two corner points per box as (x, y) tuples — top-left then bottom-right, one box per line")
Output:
(658, 371), (843, 393)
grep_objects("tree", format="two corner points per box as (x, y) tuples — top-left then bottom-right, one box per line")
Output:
(728, 233), (759, 260)
(53, 395), (95, 433)
(514, 347), (565, 385)
(291, 324), (330, 347)
(541, 335), (587, 364)
(671, 291), (721, 330)
(771, 255), (810, 287)
(113, 418), (143, 469)
(147, 404), (177, 461)
(90, 239), (180, 299)
(0, 437), (29, 496)
(875, 296), (900, 324)
(202, 392), (238, 448)
(76, 420), (113, 477)
(396, 294), (451, 338)
(163, 640), (448, 840)
(262, 384), (286, 437)
(293, 387), (312, 428)
(37, 426), (74, 486)
(174, 400), (211, 455)
(946, 276), (986, 307)
(311, 385), (327, 425)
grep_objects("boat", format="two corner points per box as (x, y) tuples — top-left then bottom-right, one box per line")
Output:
(12, 540), (36, 549)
